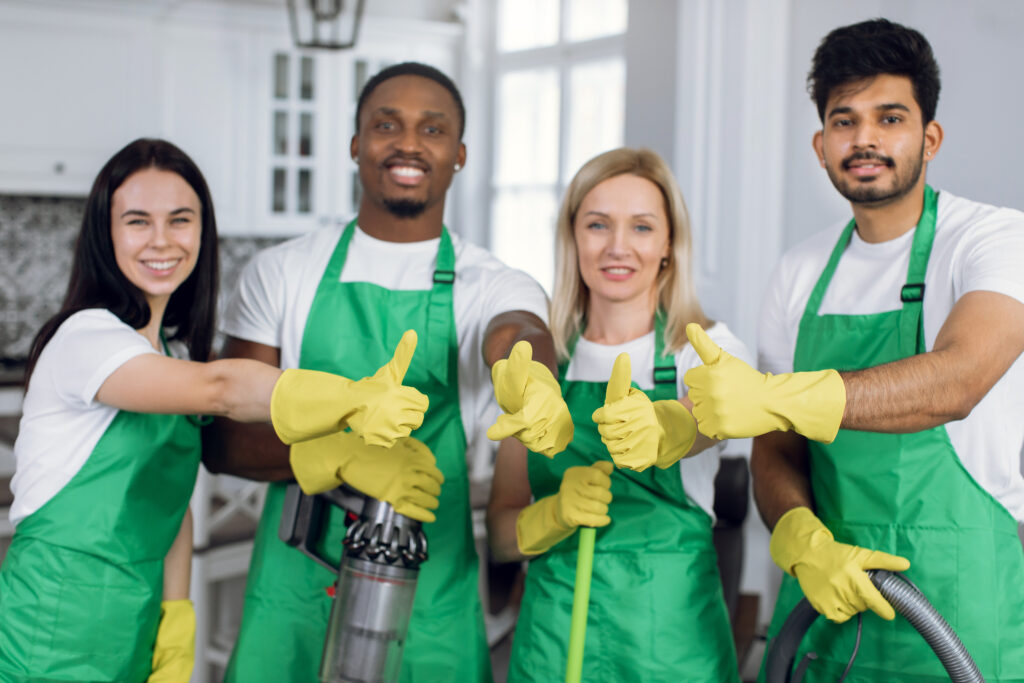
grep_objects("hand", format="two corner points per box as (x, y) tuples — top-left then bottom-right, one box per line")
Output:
(591, 353), (698, 471)
(683, 323), (845, 443)
(270, 329), (429, 446)
(515, 461), (613, 555)
(289, 431), (444, 522)
(486, 341), (573, 457)
(148, 600), (195, 682)
(770, 507), (910, 623)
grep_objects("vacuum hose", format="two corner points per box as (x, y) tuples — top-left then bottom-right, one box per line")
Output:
(764, 570), (984, 683)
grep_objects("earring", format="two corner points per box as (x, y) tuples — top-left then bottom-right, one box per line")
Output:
(660, 257), (669, 268)
(454, 163), (462, 172)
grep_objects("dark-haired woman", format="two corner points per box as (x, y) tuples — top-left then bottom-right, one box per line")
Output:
(0, 138), (432, 682)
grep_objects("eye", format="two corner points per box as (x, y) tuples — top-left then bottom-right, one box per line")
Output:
(586, 221), (607, 231)
(424, 124), (441, 135)
(832, 117), (853, 128)
(171, 216), (193, 225)
(882, 114), (902, 124)
(375, 120), (395, 131)
(634, 223), (653, 233)
(126, 218), (148, 226)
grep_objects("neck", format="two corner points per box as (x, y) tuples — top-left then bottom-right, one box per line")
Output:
(138, 298), (167, 350)
(357, 199), (445, 243)
(582, 291), (658, 346)
(850, 178), (927, 243)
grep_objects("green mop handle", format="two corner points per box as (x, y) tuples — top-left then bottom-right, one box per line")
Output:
(564, 526), (596, 683)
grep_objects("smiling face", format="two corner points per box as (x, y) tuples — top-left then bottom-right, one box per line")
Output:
(573, 173), (671, 310)
(813, 74), (941, 206)
(351, 74), (466, 221)
(110, 167), (202, 311)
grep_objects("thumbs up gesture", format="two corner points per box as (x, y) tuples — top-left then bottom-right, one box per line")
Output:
(592, 352), (698, 471)
(269, 329), (429, 447)
(486, 341), (574, 457)
(683, 323), (845, 443)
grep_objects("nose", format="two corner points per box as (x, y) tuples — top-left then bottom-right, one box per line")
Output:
(150, 221), (171, 248)
(852, 121), (879, 150)
(606, 225), (630, 255)
(394, 126), (424, 155)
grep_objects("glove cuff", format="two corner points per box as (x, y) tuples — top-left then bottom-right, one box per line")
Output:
(770, 369), (846, 443)
(652, 400), (698, 468)
(769, 507), (832, 577)
(516, 495), (575, 556)
(289, 433), (348, 495)
(271, 369), (355, 445)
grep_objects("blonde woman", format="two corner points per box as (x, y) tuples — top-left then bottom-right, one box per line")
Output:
(487, 148), (749, 681)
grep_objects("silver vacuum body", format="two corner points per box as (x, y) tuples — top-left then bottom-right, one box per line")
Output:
(279, 484), (428, 683)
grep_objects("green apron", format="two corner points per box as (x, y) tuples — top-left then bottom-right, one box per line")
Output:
(508, 314), (739, 682)
(226, 221), (491, 683)
(761, 186), (1024, 682)
(0, 339), (201, 682)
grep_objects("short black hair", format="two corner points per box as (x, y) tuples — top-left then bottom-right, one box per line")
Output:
(808, 18), (941, 123)
(26, 138), (219, 384)
(355, 61), (466, 139)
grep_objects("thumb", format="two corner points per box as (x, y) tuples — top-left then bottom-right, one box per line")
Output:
(685, 323), (722, 365)
(864, 550), (911, 573)
(592, 460), (615, 476)
(378, 329), (418, 383)
(605, 353), (631, 404)
(486, 412), (526, 442)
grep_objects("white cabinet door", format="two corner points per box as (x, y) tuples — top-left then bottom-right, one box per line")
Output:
(0, 5), (159, 195)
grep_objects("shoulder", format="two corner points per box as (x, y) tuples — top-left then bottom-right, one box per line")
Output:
(51, 308), (136, 342)
(775, 222), (845, 278)
(936, 190), (1024, 238)
(246, 226), (340, 275)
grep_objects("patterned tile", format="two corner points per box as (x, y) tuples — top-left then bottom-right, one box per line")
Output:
(0, 195), (285, 362)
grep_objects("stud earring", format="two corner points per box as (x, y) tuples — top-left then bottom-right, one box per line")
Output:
(660, 257), (669, 269)
(454, 163), (462, 172)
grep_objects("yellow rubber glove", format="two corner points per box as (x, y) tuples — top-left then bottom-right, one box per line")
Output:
(682, 323), (846, 443)
(770, 507), (910, 623)
(148, 599), (195, 683)
(289, 430), (444, 522)
(591, 353), (697, 471)
(270, 329), (429, 447)
(516, 461), (613, 555)
(486, 341), (573, 457)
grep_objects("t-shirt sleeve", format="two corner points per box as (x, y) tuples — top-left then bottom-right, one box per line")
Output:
(955, 209), (1024, 306)
(221, 249), (285, 348)
(47, 310), (157, 406)
(476, 265), (550, 328)
(758, 259), (796, 375)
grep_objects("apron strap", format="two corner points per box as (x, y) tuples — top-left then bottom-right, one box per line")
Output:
(898, 185), (939, 355)
(652, 309), (677, 401)
(427, 227), (456, 383)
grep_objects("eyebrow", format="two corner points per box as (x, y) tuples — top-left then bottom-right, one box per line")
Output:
(120, 207), (196, 219)
(582, 210), (659, 219)
(373, 106), (448, 120)
(827, 102), (911, 118)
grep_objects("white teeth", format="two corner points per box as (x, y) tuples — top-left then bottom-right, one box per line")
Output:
(604, 267), (632, 274)
(144, 259), (178, 270)
(391, 166), (424, 178)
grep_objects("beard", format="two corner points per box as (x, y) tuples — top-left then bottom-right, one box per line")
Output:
(826, 144), (924, 206)
(383, 198), (428, 218)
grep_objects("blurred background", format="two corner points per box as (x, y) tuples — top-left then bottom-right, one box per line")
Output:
(1, 0), (1023, 680)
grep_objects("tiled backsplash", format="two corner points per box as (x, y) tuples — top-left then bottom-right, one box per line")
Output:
(0, 195), (284, 362)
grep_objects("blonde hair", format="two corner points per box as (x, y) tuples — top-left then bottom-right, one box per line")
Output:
(550, 147), (711, 361)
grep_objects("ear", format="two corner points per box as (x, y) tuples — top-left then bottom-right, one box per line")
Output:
(812, 130), (826, 168)
(349, 135), (359, 162)
(923, 120), (944, 162)
(456, 142), (467, 171)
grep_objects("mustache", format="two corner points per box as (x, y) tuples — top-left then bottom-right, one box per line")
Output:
(842, 151), (894, 169)
(384, 153), (428, 169)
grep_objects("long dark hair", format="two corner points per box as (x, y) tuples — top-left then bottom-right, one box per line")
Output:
(25, 138), (219, 385)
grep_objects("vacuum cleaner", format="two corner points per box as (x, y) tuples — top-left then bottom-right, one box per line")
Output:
(279, 482), (427, 683)
(764, 569), (984, 682)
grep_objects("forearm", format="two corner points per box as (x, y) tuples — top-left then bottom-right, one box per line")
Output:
(162, 508), (193, 600)
(483, 311), (558, 375)
(202, 418), (293, 481)
(486, 503), (529, 564)
(750, 431), (813, 530)
(203, 359), (282, 422)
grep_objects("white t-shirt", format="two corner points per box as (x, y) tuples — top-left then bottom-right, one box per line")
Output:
(758, 190), (1024, 522)
(564, 322), (752, 520)
(221, 225), (550, 475)
(11, 309), (160, 526)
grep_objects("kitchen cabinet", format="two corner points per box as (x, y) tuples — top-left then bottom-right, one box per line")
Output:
(0, 1), (463, 236)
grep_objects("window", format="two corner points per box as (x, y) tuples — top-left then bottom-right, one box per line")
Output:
(490, 0), (627, 292)
(270, 53), (318, 216)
